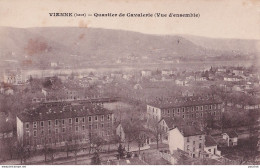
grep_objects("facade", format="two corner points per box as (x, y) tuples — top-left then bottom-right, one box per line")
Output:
(222, 131), (238, 147)
(168, 126), (205, 158)
(158, 117), (185, 140)
(3, 69), (23, 85)
(17, 104), (114, 149)
(147, 96), (224, 124)
(141, 70), (152, 77)
(204, 135), (221, 158)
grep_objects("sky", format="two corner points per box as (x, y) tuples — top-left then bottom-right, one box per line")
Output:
(0, 0), (260, 39)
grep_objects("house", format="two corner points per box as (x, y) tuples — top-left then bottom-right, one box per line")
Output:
(133, 84), (143, 90)
(161, 69), (173, 76)
(204, 135), (221, 159)
(168, 126), (205, 158)
(3, 69), (23, 85)
(158, 117), (185, 140)
(175, 79), (189, 86)
(141, 70), (152, 77)
(217, 68), (226, 73)
(232, 69), (244, 76)
(222, 131), (238, 147)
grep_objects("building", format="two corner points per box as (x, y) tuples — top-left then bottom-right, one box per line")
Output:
(141, 70), (152, 77)
(224, 75), (243, 82)
(147, 96), (224, 124)
(158, 117), (185, 140)
(161, 69), (173, 76)
(16, 104), (114, 149)
(204, 135), (221, 159)
(168, 126), (205, 158)
(3, 69), (23, 85)
(222, 131), (238, 147)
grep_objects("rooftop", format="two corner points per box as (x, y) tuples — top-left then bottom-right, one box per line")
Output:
(205, 135), (217, 147)
(148, 96), (222, 109)
(17, 104), (113, 122)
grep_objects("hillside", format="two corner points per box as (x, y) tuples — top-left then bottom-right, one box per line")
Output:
(0, 27), (258, 70)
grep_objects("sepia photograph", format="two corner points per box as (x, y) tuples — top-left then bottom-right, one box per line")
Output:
(0, 0), (260, 166)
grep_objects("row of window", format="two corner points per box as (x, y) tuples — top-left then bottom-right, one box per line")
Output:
(149, 104), (221, 114)
(162, 111), (220, 118)
(26, 115), (111, 129)
(31, 123), (109, 137)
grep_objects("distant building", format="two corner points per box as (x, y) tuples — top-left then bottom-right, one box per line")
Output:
(175, 79), (189, 86)
(161, 70), (173, 76)
(17, 104), (114, 148)
(224, 76), (243, 82)
(3, 69), (23, 85)
(141, 70), (152, 77)
(168, 126), (205, 158)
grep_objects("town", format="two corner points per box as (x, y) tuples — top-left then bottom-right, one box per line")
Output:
(0, 62), (259, 165)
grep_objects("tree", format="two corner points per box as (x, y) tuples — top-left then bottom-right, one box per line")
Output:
(117, 144), (125, 159)
(149, 120), (163, 149)
(91, 152), (101, 165)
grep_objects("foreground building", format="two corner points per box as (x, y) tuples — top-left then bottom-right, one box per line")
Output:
(168, 126), (205, 158)
(17, 104), (114, 149)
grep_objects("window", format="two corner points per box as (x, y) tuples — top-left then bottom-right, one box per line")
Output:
(182, 108), (185, 112)
(69, 118), (72, 124)
(199, 136), (202, 140)
(191, 107), (194, 112)
(101, 123), (104, 128)
(101, 115), (104, 121)
(26, 123), (29, 129)
(209, 105), (212, 110)
(33, 130), (37, 137)
(89, 125), (92, 130)
(182, 115), (185, 119)
(75, 126), (79, 132)
(187, 137), (190, 142)
(196, 106), (199, 111)
(193, 147), (195, 152)
(82, 125), (85, 130)
(199, 143), (202, 148)
(40, 121), (44, 127)
(62, 119), (65, 125)
(48, 129), (51, 134)
(193, 141), (195, 145)
(55, 128), (58, 134)
(55, 119), (58, 126)
(88, 116), (92, 122)
(48, 120), (51, 127)
(187, 145), (189, 151)
(200, 106), (203, 111)
(95, 116), (98, 121)
(41, 130), (44, 135)
(33, 122), (37, 128)
(205, 105), (208, 110)
(62, 127), (65, 133)
(208, 149), (211, 152)
(94, 124), (98, 129)
(69, 126), (72, 131)
(107, 115), (110, 120)
(75, 118), (79, 123)
(82, 117), (85, 123)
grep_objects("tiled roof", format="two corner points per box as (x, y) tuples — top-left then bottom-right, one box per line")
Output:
(148, 96), (222, 109)
(17, 104), (112, 122)
(205, 135), (217, 147)
(223, 131), (238, 138)
(180, 125), (204, 137)
(159, 117), (185, 129)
